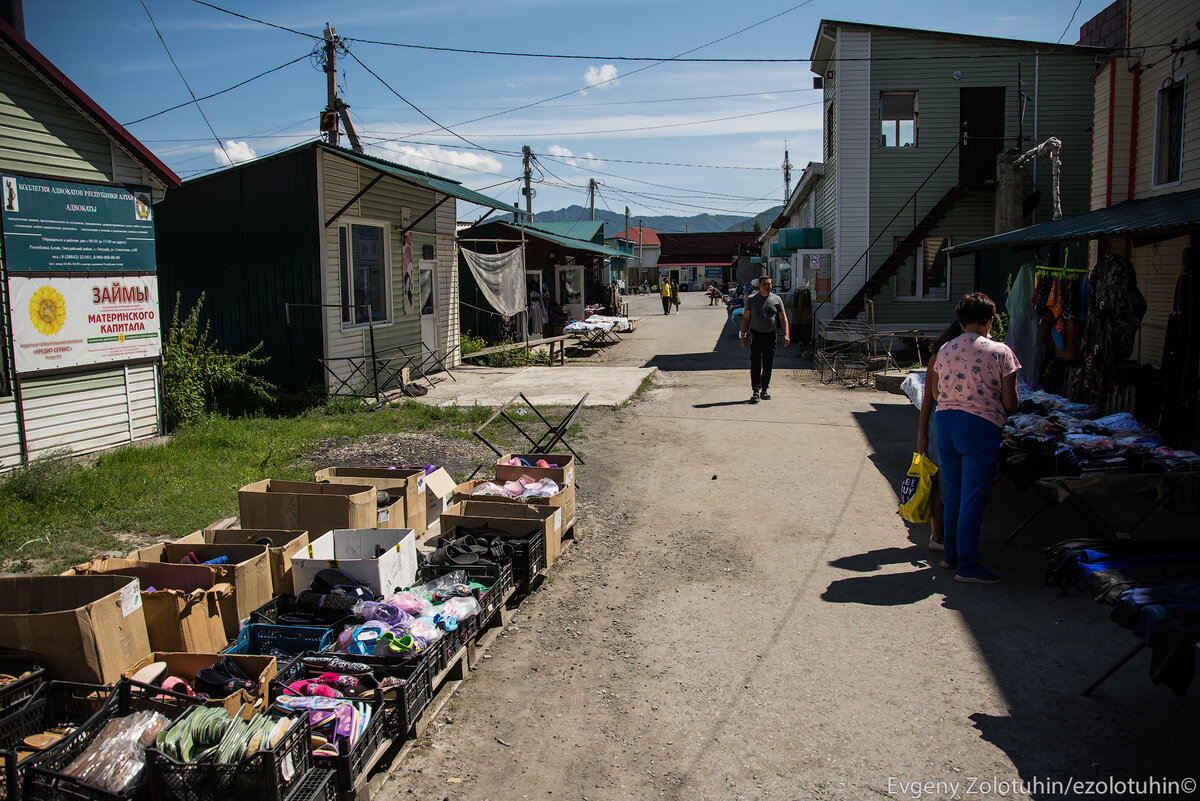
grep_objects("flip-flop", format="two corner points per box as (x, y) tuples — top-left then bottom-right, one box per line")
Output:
(130, 661), (167, 685)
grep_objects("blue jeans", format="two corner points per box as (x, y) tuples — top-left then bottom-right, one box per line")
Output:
(935, 410), (1002, 571)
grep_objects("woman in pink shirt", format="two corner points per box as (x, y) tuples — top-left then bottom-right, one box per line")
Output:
(927, 293), (1020, 585)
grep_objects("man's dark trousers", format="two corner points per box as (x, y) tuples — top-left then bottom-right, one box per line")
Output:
(749, 329), (776, 391)
(661, 296), (671, 314)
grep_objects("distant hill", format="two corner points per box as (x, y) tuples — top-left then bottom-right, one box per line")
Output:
(508, 204), (783, 236)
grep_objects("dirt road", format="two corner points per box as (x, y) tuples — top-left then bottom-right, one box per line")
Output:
(384, 292), (1196, 800)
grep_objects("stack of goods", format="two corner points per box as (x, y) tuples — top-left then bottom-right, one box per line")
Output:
(469, 474), (560, 500)
(1001, 386), (1200, 486)
(1045, 538), (1200, 695)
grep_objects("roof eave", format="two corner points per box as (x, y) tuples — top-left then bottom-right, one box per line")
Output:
(0, 18), (180, 189)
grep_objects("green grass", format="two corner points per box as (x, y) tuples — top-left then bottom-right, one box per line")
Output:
(0, 401), (501, 573)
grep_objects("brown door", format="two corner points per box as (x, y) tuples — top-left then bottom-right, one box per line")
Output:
(959, 87), (1006, 186)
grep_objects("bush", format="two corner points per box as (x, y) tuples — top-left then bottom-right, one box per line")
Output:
(161, 293), (276, 430)
(461, 333), (487, 355)
(482, 345), (538, 368)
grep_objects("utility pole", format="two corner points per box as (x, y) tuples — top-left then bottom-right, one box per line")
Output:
(521, 145), (534, 217)
(322, 25), (363, 153)
(624, 206), (631, 283)
(588, 179), (597, 221)
(782, 141), (793, 203)
(638, 217), (644, 284)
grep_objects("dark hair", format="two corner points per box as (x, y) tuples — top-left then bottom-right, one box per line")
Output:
(955, 292), (996, 326)
(931, 321), (964, 354)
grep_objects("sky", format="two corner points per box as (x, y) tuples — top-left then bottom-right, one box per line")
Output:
(21, 0), (1117, 222)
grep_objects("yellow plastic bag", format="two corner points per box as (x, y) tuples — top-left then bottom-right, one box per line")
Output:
(897, 452), (939, 524)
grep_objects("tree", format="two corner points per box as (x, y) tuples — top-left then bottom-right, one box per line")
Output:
(753, 218), (763, 233)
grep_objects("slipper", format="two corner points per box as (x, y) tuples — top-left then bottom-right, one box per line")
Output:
(130, 661), (168, 685)
(927, 540), (945, 552)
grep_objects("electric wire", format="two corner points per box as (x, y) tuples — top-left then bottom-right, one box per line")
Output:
(354, 87), (812, 113)
(123, 52), (313, 125)
(345, 49), (506, 156)
(190, 0), (320, 39)
(137, 0), (230, 164)
(1056, 0), (1086, 46)
(536, 153), (781, 201)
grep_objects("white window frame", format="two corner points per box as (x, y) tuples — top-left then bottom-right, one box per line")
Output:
(892, 236), (951, 302)
(880, 91), (919, 148)
(1152, 76), (1186, 189)
(338, 218), (392, 331)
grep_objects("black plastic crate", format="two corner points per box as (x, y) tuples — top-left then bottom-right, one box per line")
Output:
(0, 681), (109, 801)
(426, 621), (470, 680)
(0, 667), (44, 719)
(21, 679), (199, 801)
(282, 769), (336, 801)
(146, 707), (312, 801)
(271, 699), (385, 796)
(273, 652), (431, 738)
(418, 562), (514, 623)
(508, 534), (545, 591)
(20, 681), (201, 801)
(249, 596), (352, 632)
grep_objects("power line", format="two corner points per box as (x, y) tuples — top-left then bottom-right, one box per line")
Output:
(354, 87), (813, 113)
(123, 51), (313, 125)
(399, 0), (818, 143)
(410, 100), (816, 139)
(190, 0), (320, 39)
(137, 0), (230, 164)
(537, 153), (772, 201)
(345, 49), (505, 156)
(342, 37), (815, 62)
(1056, 0), (1085, 46)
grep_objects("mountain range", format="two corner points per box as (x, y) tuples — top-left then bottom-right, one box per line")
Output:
(515, 205), (784, 236)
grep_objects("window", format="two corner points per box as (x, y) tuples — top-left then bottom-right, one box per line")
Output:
(1154, 78), (1185, 187)
(880, 91), (918, 148)
(825, 103), (834, 160)
(894, 236), (949, 300)
(339, 222), (389, 327)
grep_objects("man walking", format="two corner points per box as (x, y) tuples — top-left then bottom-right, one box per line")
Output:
(660, 279), (672, 315)
(739, 276), (789, 402)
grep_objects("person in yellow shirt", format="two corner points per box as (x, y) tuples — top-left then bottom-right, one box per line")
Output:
(660, 280), (672, 315)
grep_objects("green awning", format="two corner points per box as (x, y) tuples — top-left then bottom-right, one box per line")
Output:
(498, 222), (624, 257)
(949, 187), (1200, 255)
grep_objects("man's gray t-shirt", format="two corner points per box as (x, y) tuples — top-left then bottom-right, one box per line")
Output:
(745, 292), (784, 333)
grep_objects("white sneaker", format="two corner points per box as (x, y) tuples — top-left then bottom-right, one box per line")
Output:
(927, 539), (945, 552)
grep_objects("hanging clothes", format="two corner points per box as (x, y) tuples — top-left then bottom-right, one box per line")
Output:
(1159, 256), (1198, 445)
(1077, 253), (1147, 404)
(528, 289), (546, 337)
(1005, 265), (1043, 388)
(460, 246), (527, 317)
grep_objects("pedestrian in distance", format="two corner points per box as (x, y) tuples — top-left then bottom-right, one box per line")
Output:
(740, 276), (789, 402)
(660, 280), (672, 315)
(670, 279), (681, 313)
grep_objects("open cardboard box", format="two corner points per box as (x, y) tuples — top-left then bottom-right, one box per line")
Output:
(239, 479), (377, 539)
(494, 454), (575, 490)
(127, 543), (272, 639)
(173, 528), (308, 596)
(123, 652), (276, 718)
(63, 559), (234, 654)
(314, 466), (428, 534)
(423, 468), (458, 539)
(452, 480), (572, 542)
(0, 575), (151, 684)
(440, 500), (562, 567)
(290, 528), (418, 597)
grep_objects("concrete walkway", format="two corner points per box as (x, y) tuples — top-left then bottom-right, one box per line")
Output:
(416, 364), (655, 407)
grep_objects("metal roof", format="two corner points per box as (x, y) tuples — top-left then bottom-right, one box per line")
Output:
(317, 143), (519, 212)
(948, 188), (1200, 255)
(526, 220), (605, 243)
(496, 222), (624, 257)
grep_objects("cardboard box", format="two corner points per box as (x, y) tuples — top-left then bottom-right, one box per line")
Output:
(128, 543), (273, 639)
(451, 480), (571, 542)
(440, 500), (563, 567)
(239, 479), (377, 540)
(173, 528), (309, 596)
(494, 454), (575, 490)
(374, 489), (408, 530)
(423, 468), (458, 539)
(314, 467), (427, 533)
(0, 575), (152, 684)
(123, 652), (276, 717)
(64, 559), (234, 654)
(290, 528), (418, 597)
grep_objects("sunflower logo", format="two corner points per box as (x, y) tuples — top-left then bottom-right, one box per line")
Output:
(29, 285), (66, 336)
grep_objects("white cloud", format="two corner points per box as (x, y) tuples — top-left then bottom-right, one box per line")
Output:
(582, 64), (619, 94)
(544, 145), (602, 171)
(374, 142), (504, 178)
(214, 140), (257, 166)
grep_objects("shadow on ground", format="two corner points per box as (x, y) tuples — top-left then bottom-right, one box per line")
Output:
(833, 396), (1199, 797)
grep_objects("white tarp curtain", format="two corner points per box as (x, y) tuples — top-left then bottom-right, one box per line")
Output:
(461, 246), (527, 317)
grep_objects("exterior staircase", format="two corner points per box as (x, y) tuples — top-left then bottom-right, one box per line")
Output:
(834, 184), (968, 320)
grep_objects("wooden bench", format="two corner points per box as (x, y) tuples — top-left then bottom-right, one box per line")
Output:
(460, 334), (577, 366)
